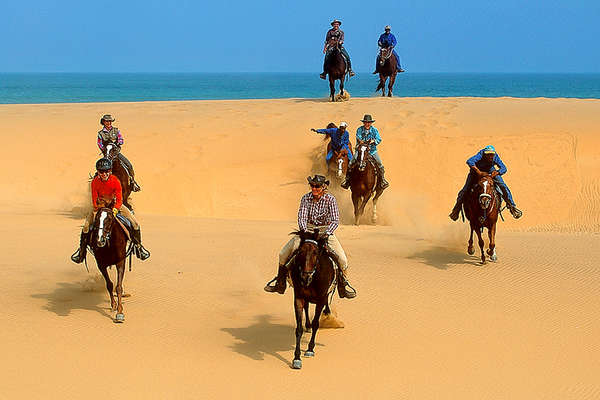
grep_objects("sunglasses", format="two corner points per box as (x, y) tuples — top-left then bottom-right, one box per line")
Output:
(98, 170), (111, 174)
(310, 184), (323, 188)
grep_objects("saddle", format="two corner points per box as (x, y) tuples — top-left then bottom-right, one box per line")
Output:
(115, 213), (134, 241)
(325, 46), (349, 73)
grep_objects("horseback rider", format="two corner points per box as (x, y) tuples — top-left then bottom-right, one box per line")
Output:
(449, 145), (523, 221)
(320, 19), (355, 79)
(373, 25), (404, 74)
(341, 114), (390, 190)
(98, 114), (141, 192)
(264, 175), (356, 299)
(71, 158), (150, 264)
(311, 122), (353, 165)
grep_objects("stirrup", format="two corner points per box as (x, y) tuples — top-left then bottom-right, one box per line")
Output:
(264, 276), (285, 294)
(132, 181), (141, 192)
(349, 70), (355, 77)
(71, 249), (84, 264)
(509, 206), (523, 219)
(339, 281), (357, 299)
(135, 245), (150, 261)
(319, 73), (326, 80)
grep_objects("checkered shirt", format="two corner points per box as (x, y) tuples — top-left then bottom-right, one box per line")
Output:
(298, 192), (340, 235)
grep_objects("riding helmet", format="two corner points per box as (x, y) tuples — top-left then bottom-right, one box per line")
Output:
(96, 158), (113, 171)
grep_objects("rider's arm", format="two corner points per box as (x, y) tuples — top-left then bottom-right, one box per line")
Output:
(338, 30), (344, 45)
(495, 154), (507, 175)
(315, 128), (336, 135)
(112, 177), (123, 210)
(97, 135), (104, 151)
(467, 151), (484, 175)
(91, 178), (99, 210)
(390, 34), (397, 47)
(297, 195), (309, 232)
(372, 127), (382, 145)
(117, 129), (124, 146)
(326, 195), (340, 235)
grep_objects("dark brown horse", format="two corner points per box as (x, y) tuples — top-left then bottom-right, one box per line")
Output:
(349, 140), (385, 225)
(375, 48), (398, 97)
(103, 143), (133, 211)
(289, 229), (335, 369)
(323, 39), (348, 102)
(89, 201), (130, 322)
(463, 175), (500, 264)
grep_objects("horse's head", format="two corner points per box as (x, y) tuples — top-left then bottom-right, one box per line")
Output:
(93, 200), (116, 248)
(295, 229), (328, 287)
(326, 38), (340, 54)
(103, 143), (121, 161)
(475, 176), (495, 210)
(334, 148), (349, 178)
(379, 48), (392, 66)
(355, 140), (371, 171)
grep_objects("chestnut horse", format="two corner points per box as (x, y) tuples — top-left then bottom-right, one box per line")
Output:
(463, 175), (500, 264)
(323, 39), (348, 102)
(328, 148), (350, 181)
(375, 47), (398, 97)
(289, 229), (335, 369)
(103, 143), (133, 211)
(349, 140), (385, 225)
(89, 202), (130, 322)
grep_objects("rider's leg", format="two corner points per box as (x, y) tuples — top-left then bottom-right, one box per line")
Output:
(493, 175), (522, 219)
(340, 47), (355, 76)
(265, 236), (301, 293)
(326, 149), (333, 166)
(393, 49), (404, 72)
(120, 205), (151, 260)
(71, 211), (94, 263)
(371, 152), (389, 189)
(327, 235), (356, 299)
(341, 157), (356, 189)
(118, 153), (141, 192)
(450, 172), (475, 220)
(320, 57), (327, 79)
(373, 54), (380, 74)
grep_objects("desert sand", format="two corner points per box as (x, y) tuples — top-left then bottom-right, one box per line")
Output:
(1, 97), (599, 399)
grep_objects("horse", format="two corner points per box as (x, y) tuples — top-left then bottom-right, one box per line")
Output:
(348, 140), (385, 225)
(89, 200), (130, 322)
(289, 229), (335, 369)
(103, 143), (133, 211)
(323, 39), (348, 102)
(375, 47), (398, 97)
(328, 148), (350, 181)
(463, 175), (500, 264)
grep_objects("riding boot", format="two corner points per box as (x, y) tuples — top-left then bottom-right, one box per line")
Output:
(340, 166), (352, 189)
(377, 165), (390, 190)
(264, 264), (288, 294)
(320, 72), (326, 80)
(449, 201), (462, 221)
(131, 178), (141, 192)
(337, 268), (356, 299)
(132, 229), (151, 260)
(71, 231), (89, 264)
(500, 193), (523, 219)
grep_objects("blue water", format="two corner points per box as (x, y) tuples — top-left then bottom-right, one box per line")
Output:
(1, 73), (599, 104)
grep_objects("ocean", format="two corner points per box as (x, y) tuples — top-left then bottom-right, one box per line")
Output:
(1, 73), (599, 104)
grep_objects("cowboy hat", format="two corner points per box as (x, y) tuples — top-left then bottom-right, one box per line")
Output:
(384, 25), (391, 30)
(307, 175), (330, 186)
(100, 114), (115, 124)
(330, 19), (342, 26)
(361, 114), (375, 122)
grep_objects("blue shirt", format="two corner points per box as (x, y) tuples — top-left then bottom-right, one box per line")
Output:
(467, 150), (507, 175)
(378, 33), (397, 48)
(356, 126), (382, 155)
(316, 128), (350, 151)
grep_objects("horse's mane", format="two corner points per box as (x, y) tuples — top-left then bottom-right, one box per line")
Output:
(290, 230), (329, 247)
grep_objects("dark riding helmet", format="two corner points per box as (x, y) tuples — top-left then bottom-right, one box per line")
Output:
(96, 158), (113, 172)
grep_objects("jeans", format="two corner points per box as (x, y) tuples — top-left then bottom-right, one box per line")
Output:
(326, 144), (353, 163)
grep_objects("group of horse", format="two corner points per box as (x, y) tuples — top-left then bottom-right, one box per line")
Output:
(324, 39), (400, 101)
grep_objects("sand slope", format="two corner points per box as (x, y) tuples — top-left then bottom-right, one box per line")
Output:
(1, 97), (599, 399)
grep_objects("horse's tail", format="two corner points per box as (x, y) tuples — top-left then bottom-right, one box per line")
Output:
(375, 80), (384, 92)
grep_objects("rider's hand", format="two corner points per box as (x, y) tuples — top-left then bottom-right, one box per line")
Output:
(491, 170), (500, 178)
(112, 208), (119, 216)
(311, 128), (317, 132)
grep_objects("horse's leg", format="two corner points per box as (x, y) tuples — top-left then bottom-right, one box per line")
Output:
(304, 302), (311, 332)
(468, 225), (475, 255)
(352, 192), (361, 225)
(358, 195), (370, 224)
(99, 266), (116, 311)
(476, 227), (486, 264)
(114, 259), (126, 322)
(339, 77), (344, 97)
(372, 189), (384, 224)
(388, 74), (396, 97)
(329, 77), (335, 102)
(381, 76), (386, 97)
(487, 223), (497, 261)
(292, 297), (304, 369)
(305, 302), (325, 357)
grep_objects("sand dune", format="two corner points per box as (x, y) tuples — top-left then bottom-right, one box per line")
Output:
(1, 97), (599, 399)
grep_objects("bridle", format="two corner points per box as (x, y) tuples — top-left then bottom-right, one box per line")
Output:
(357, 142), (370, 171)
(94, 207), (114, 248)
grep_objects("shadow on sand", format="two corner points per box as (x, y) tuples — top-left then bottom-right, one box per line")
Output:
(221, 314), (323, 367)
(31, 279), (114, 320)
(408, 246), (480, 270)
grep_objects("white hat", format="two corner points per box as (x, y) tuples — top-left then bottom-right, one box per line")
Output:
(339, 121), (348, 127)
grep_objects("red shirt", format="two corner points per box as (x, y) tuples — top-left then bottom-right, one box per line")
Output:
(91, 174), (123, 210)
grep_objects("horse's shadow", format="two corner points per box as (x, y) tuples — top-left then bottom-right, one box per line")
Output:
(221, 314), (323, 366)
(408, 246), (480, 270)
(31, 278), (113, 320)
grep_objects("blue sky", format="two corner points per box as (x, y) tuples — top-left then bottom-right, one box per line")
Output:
(2, 0), (599, 73)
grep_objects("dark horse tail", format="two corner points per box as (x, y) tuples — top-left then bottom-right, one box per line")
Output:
(375, 80), (385, 92)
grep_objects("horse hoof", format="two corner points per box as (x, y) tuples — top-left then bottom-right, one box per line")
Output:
(304, 351), (315, 357)
(114, 313), (125, 323)
(292, 359), (302, 369)
(490, 254), (498, 262)
(467, 248), (475, 255)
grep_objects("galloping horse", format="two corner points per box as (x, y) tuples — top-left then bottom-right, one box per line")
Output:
(375, 47), (398, 97)
(323, 39), (348, 102)
(90, 200), (129, 322)
(463, 175), (500, 264)
(103, 143), (133, 211)
(289, 229), (335, 369)
(349, 140), (385, 225)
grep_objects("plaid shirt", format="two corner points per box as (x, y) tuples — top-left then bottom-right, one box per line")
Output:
(298, 192), (340, 235)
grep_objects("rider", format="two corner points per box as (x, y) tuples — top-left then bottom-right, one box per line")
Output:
(373, 25), (404, 74)
(311, 121), (353, 165)
(98, 114), (141, 192)
(341, 114), (390, 190)
(70, 158), (150, 264)
(449, 145), (523, 220)
(320, 19), (355, 79)
(264, 175), (356, 299)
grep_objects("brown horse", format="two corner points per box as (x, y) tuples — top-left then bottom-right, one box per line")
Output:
(375, 48), (398, 97)
(328, 148), (350, 181)
(103, 143), (133, 211)
(349, 140), (385, 225)
(89, 202), (130, 322)
(323, 39), (348, 102)
(463, 175), (500, 264)
(289, 229), (335, 369)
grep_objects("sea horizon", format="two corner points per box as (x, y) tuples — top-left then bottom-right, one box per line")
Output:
(1, 72), (599, 104)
